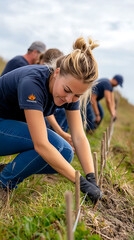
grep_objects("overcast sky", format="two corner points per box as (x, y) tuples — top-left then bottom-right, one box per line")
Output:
(0, 0), (134, 104)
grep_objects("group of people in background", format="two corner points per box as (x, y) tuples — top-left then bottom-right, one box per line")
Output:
(0, 38), (123, 204)
(1, 41), (123, 136)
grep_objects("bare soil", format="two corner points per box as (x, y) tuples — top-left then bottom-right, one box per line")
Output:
(82, 177), (134, 240)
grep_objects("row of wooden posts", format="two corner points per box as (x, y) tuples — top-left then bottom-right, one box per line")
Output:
(65, 118), (114, 240)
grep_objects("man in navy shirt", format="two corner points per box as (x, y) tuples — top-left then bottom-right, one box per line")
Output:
(1, 41), (46, 76)
(86, 74), (124, 131)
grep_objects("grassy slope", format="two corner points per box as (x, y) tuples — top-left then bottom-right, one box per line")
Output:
(0, 60), (133, 239)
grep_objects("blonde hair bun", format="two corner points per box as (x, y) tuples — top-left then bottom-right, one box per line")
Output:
(73, 37), (99, 51)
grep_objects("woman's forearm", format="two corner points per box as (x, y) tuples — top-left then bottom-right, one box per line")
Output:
(92, 101), (100, 116)
(46, 115), (64, 135)
(35, 140), (76, 182)
(25, 110), (76, 182)
(74, 134), (94, 175)
(106, 100), (116, 116)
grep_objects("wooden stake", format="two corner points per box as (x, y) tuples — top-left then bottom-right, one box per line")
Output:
(109, 118), (113, 136)
(93, 152), (98, 184)
(106, 127), (109, 152)
(75, 171), (80, 221)
(103, 132), (107, 168)
(65, 191), (74, 240)
(99, 140), (104, 190)
(108, 125), (111, 143)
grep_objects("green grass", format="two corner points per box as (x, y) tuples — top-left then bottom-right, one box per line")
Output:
(0, 98), (133, 239)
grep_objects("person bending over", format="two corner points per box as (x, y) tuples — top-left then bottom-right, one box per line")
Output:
(0, 37), (102, 204)
(86, 75), (124, 132)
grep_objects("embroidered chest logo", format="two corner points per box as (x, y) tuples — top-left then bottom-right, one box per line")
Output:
(27, 94), (37, 103)
(28, 94), (36, 100)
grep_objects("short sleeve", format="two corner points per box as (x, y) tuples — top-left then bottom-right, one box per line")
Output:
(18, 77), (45, 112)
(103, 82), (113, 92)
(92, 79), (113, 100)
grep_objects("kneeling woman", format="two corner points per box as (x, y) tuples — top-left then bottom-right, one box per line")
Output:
(0, 37), (101, 203)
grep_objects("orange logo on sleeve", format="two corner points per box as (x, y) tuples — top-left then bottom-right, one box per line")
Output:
(28, 94), (36, 100)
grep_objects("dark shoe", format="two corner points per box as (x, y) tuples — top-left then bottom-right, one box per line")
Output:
(0, 163), (7, 172)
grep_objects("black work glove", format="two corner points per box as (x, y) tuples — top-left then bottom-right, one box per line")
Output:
(113, 116), (117, 122)
(86, 173), (97, 187)
(80, 175), (102, 204)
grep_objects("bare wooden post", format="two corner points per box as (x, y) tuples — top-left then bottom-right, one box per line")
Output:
(94, 140), (104, 210)
(109, 118), (113, 136)
(65, 191), (74, 240)
(93, 152), (98, 184)
(109, 122), (111, 137)
(103, 132), (107, 168)
(94, 146), (103, 210)
(108, 125), (111, 143)
(99, 140), (104, 190)
(106, 127), (109, 152)
(75, 171), (80, 221)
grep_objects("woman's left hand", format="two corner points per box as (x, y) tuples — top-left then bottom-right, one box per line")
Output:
(61, 131), (75, 153)
(95, 115), (101, 123)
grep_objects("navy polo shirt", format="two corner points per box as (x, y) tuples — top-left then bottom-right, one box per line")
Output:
(92, 78), (113, 101)
(1, 56), (29, 76)
(0, 65), (80, 122)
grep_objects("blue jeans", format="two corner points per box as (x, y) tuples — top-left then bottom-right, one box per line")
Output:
(45, 108), (69, 132)
(0, 118), (73, 189)
(86, 102), (104, 131)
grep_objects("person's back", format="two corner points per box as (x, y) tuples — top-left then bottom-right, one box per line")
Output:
(92, 78), (113, 101)
(1, 56), (29, 76)
(1, 41), (46, 76)
(86, 75), (123, 132)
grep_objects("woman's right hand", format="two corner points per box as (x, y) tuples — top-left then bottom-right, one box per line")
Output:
(80, 175), (102, 204)
(112, 112), (117, 122)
